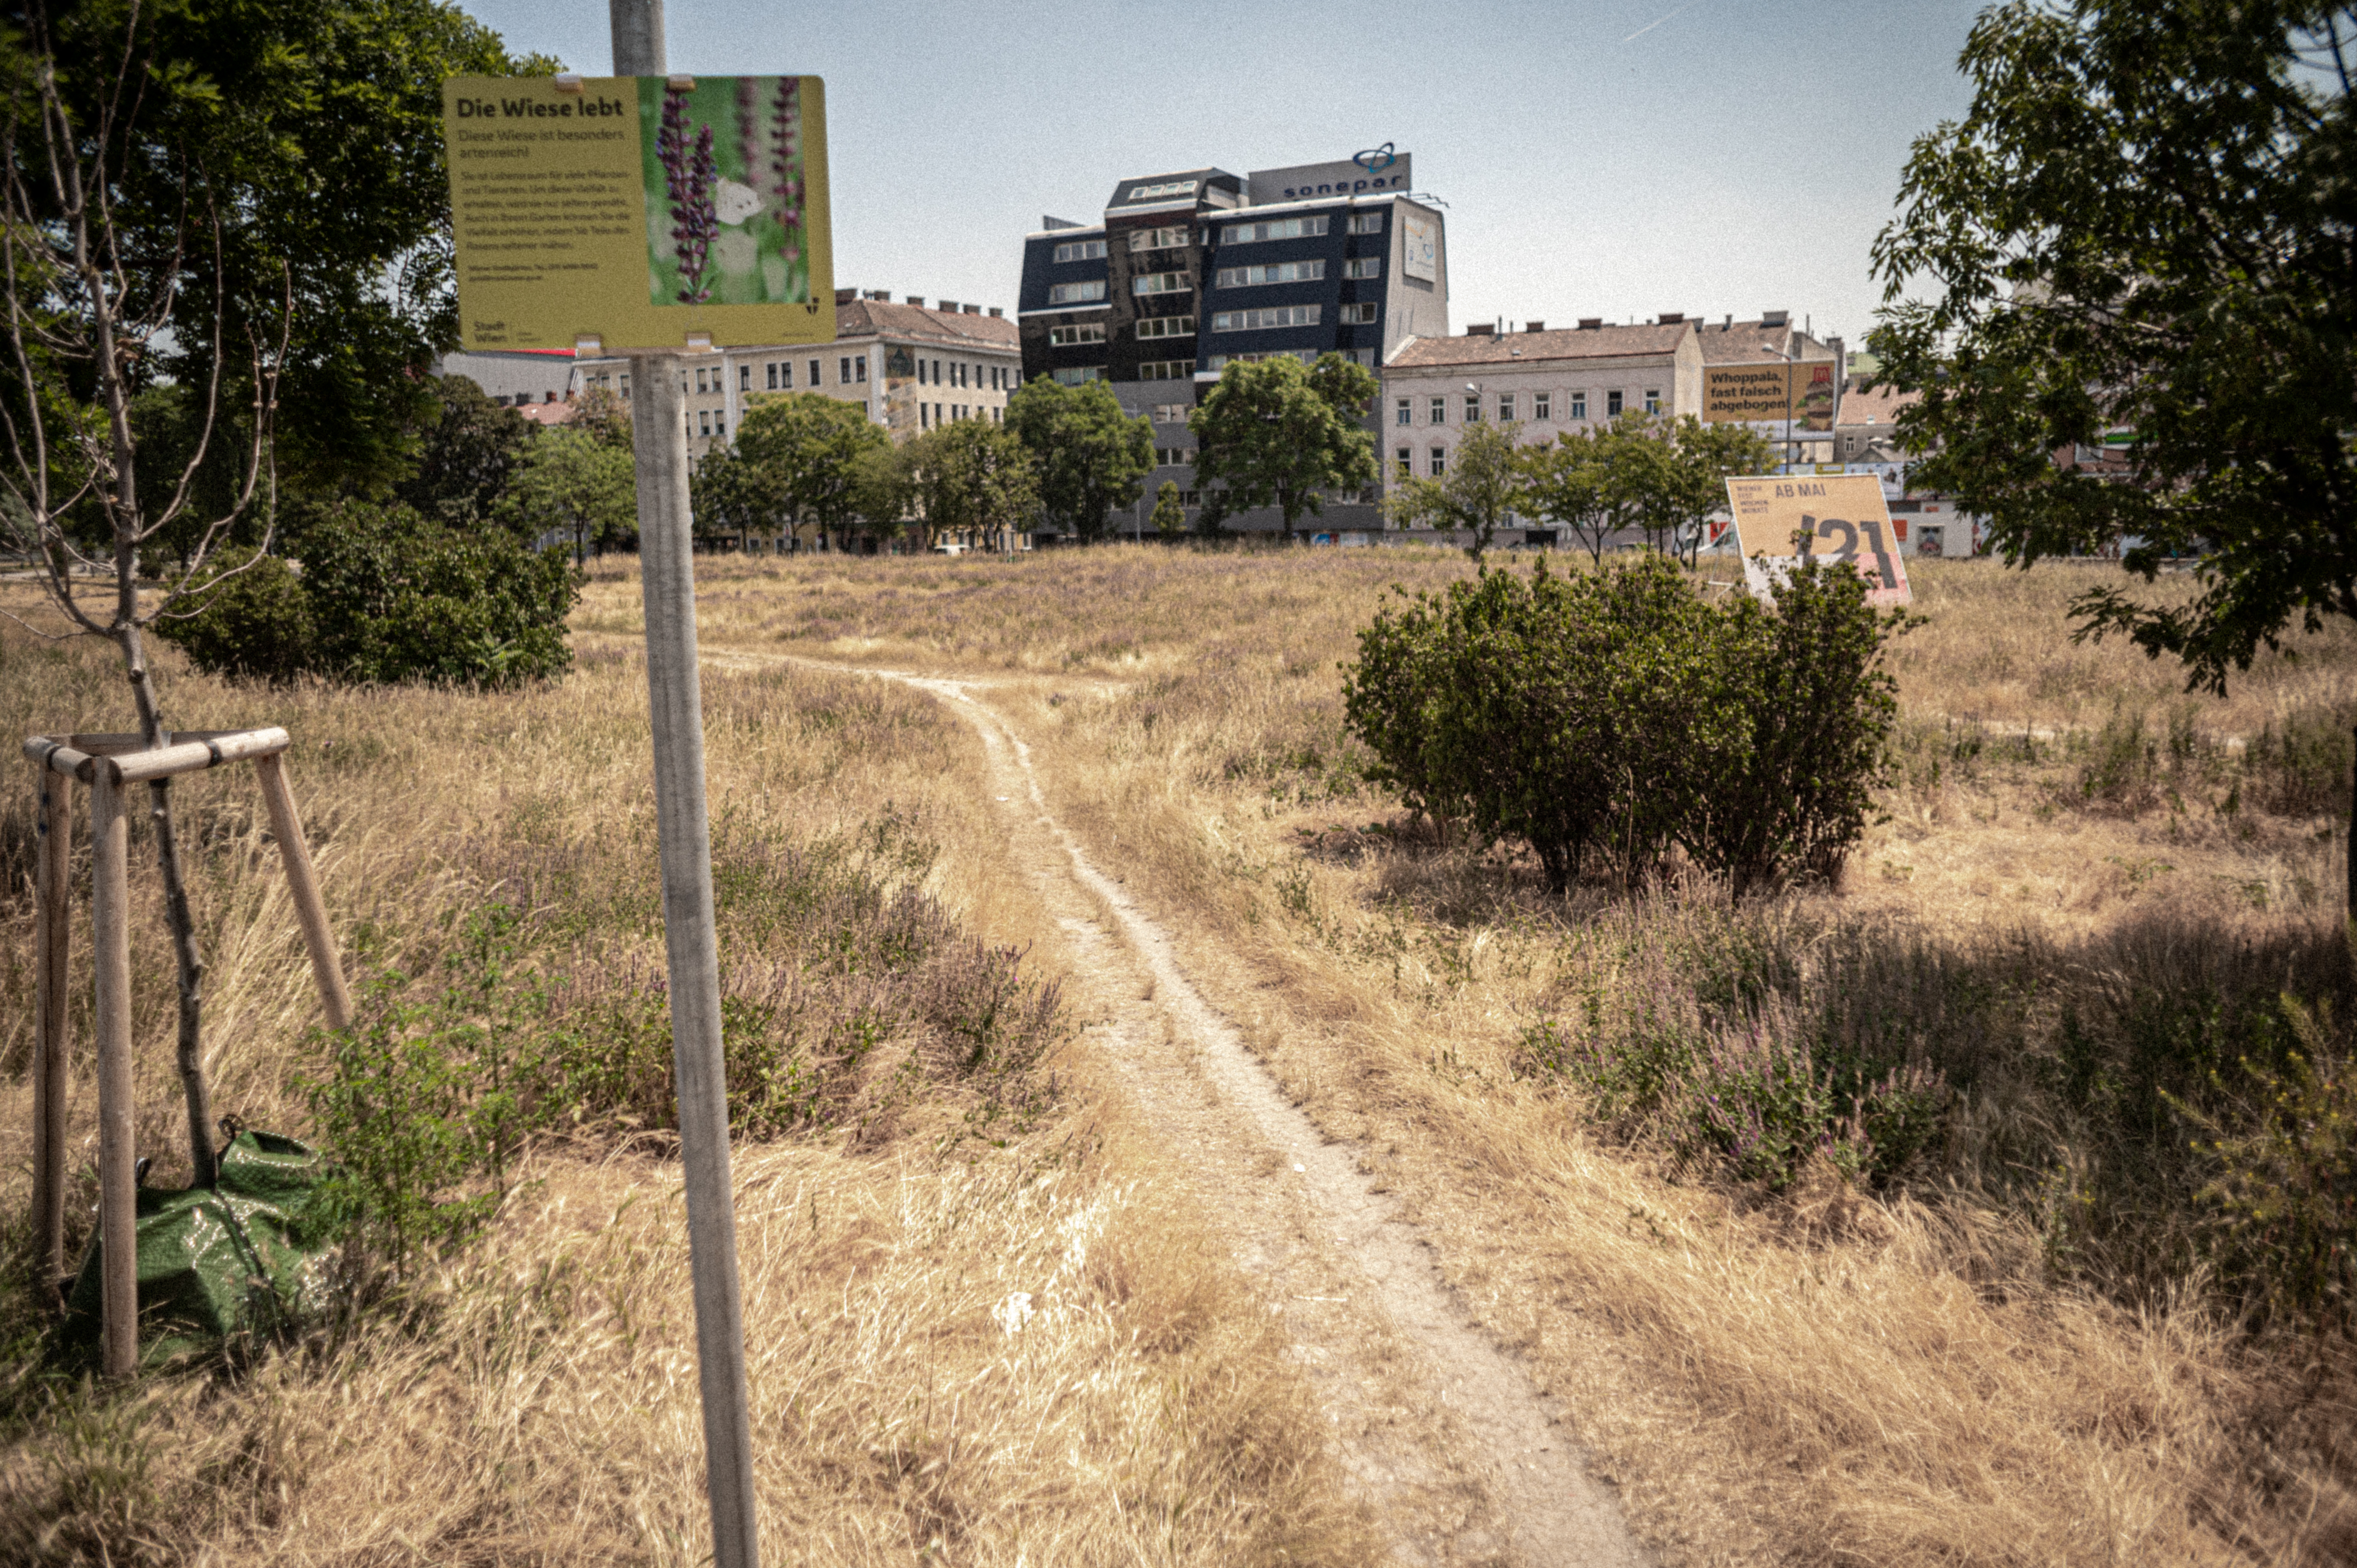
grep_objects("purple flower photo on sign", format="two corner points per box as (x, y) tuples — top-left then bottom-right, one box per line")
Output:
(638, 76), (813, 308)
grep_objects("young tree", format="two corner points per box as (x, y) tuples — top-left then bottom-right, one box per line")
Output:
(1659, 415), (1778, 565)
(498, 427), (635, 564)
(1005, 376), (1153, 541)
(0, 0), (537, 1191)
(730, 391), (893, 550)
(847, 441), (915, 549)
(1383, 419), (1528, 561)
(1150, 479), (1187, 537)
(688, 441), (765, 551)
(902, 420), (1039, 552)
(1190, 352), (1380, 538)
(1871, 0), (2356, 693)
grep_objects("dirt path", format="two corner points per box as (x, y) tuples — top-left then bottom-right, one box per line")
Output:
(714, 651), (1649, 1566)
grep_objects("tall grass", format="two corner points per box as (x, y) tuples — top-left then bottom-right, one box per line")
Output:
(661, 546), (2357, 1563)
(0, 591), (1375, 1564)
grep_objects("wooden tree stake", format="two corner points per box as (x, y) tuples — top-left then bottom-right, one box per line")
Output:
(254, 752), (352, 1031)
(90, 767), (138, 1379)
(31, 766), (71, 1286)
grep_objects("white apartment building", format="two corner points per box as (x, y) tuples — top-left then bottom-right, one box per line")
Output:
(568, 292), (1022, 463)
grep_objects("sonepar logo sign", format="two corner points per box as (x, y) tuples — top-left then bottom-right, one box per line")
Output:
(1246, 147), (1413, 205)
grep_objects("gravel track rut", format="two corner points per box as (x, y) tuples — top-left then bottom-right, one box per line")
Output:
(726, 651), (1648, 1567)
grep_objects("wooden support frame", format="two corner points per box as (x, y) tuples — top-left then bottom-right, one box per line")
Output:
(23, 726), (347, 1377)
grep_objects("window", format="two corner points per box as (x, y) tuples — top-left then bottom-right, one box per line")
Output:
(920, 403), (929, 429)
(1135, 316), (1194, 339)
(1153, 402), (1191, 422)
(1210, 305), (1321, 331)
(1570, 391), (1587, 419)
(1343, 258), (1381, 279)
(1125, 180), (1195, 200)
(1338, 302), (1378, 325)
(1137, 359), (1193, 380)
(1048, 280), (1107, 305)
(1052, 238), (1107, 263)
(1133, 271), (1189, 295)
(857, 358), (868, 383)
(1395, 397), (1411, 426)
(1534, 390), (1550, 420)
(1395, 445), (1411, 476)
(735, 365), (749, 392)
(1050, 366), (1104, 385)
(693, 367), (709, 393)
(1429, 446), (1446, 477)
(1464, 394), (1481, 422)
(1214, 260), (1325, 288)
(930, 359), (941, 383)
(1348, 211), (1384, 235)
(765, 362), (780, 390)
(1203, 350), (1316, 370)
(1129, 224), (1189, 252)
(698, 410), (711, 435)
(620, 373), (629, 399)
(808, 358), (821, 387)
(1606, 389), (1624, 416)
(1155, 446), (1192, 466)
(993, 407), (1002, 423)
(1429, 396), (1445, 424)
(1497, 392), (1515, 421)
(1048, 323), (1105, 348)
(839, 356), (853, 384)
(714, 413), (726, 438)
(1220, 215), (1330, 244)
(1644, 388), (1660, 413)
(1179, 490), (1201, 505)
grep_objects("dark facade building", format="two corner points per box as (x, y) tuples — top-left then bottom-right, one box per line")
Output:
(1017, 153), (1450, 535)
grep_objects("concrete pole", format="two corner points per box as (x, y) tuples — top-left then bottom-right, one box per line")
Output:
(611, 5), (761, 1564)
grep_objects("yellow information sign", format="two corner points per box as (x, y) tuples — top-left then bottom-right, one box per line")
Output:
(1703, 359), (1839, 429)
(444, 74), (833, 351)
(1724, 473), (1910, 606)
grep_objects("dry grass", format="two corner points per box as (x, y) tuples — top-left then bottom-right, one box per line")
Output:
(638, 544), (2357, 1566)
(0, 583), (1375, 1565)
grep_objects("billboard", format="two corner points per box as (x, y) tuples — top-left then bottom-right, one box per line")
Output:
(1724, 473), (1910, 605)
(1703, 359), (1838, 430)
(443, 74), (833, 351)
(1401, 208), (1439, 283)
(1246, 146), (1413, 205)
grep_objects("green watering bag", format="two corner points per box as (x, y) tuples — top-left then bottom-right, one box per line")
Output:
(63, 1131), (333, 1364)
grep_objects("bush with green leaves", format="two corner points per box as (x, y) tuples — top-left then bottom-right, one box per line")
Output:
(159, 503), (578, 688)
(1342, 554), (1902, 895)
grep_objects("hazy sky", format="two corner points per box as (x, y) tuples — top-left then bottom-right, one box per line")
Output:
(455, 0), (1991, 347)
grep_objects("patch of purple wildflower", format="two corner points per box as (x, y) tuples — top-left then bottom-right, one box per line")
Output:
(658, 84), (719, 304)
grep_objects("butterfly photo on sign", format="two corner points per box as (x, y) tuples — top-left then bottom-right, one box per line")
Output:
(640, 75), (815, 309)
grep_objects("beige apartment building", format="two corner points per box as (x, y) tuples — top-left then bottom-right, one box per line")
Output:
(568, 291), (1023, 464)
(1381, 313), (1841, 510)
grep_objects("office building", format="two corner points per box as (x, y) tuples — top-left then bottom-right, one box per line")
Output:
(1017, 150), (1449, 535)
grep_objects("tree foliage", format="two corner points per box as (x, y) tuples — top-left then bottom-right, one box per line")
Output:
(1150, 479), (1186, 536)
(396, 375), (535, 529)
(1190, 353), (1379, 536)
(1005, 376), (1153, 540)
(901, 419), (1039, 549)
(1383, 419), (1528, 560)
(498, 426), (636, 562)
(1870, 0), (2357, 692)
(717, 391), (894, 545)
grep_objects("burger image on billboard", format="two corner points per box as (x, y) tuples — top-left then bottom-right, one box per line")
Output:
(1802, 364), (1836, 431)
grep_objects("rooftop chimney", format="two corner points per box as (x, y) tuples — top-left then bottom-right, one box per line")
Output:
(1578, 317), (1603, 330)
(906, 297), (925, 309)
(1762, 309), (1789, 328)
(864, 289), (889, 300)
(962, 304), (982, 315)
(1657, 313), (1684, 325)
(988, 307), (1003, 318)
(936, 300), (958, 313)
(1466, 322), (1495, 337)
(834, 287), (857, 304)
(1524, 320), (1545, 332)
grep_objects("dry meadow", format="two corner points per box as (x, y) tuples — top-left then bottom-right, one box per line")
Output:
(4, 544), (2354, 1565)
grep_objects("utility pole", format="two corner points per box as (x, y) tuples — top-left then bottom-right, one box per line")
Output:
(610, 4), (761, 1564)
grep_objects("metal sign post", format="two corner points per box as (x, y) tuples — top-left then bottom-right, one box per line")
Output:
(610, 6), (762, 1566)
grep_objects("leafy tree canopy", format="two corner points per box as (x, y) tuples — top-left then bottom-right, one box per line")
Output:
(1005, 376), (1153, 540)
(497, 426), (635, 562)
(901, 419), (1038, 548)
(1384, 418), (1529, 560)
(1190, 353), (1379, 536)
(728, 392), (893, 540)
(1870, 0), (2357, 692)
(1150, 479), (1187, 536)
(396, 375), (535, 529)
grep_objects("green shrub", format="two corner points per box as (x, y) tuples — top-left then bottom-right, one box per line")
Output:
(156, 503), (578, 689)
(154, 547), (317, 682)
(1342, 555), (1901, 895)
(2239, 705), (2354, 818)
